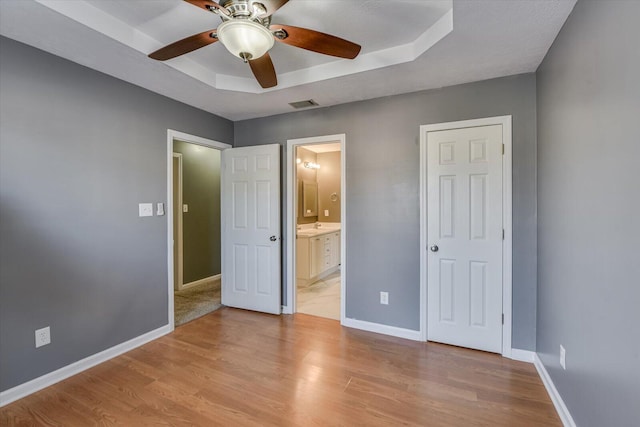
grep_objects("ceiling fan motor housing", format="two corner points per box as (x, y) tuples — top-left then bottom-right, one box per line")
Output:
(218, 0), (268, 21)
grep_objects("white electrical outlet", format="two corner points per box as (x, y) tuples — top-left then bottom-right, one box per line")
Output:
(380, 291), (389, 305)
(560, 345), (566, 370)
(138, 203), (153, 217)
(35, 326), (51, 348)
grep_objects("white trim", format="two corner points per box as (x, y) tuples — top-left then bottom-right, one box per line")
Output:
(419, 126), (428, 341)
(510, 349), (536, 363)
(534, 354), (577, 427)
(284, 134), (346, 320)
(419, 116), (513, 355)
(180, 274), (221, 291)
(0, 325), (171, 407)
(502, 117), (513, 357)
(172, 153), (184, 291)
(342, 318), (422, 341)
(167, 129), (231, 331)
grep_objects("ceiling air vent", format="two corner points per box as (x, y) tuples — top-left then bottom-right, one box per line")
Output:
(289, 99), (319, 109)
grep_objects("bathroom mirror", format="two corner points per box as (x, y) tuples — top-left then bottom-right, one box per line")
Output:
(302, 181), (318, 217)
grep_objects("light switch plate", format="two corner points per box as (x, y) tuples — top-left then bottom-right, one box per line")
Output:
(380, 292), (389, 305)
(324, 210), (329, 216)
(183, 204), (189, 213)
(138, 203), (153, 217)
(156, 203), (165, 216)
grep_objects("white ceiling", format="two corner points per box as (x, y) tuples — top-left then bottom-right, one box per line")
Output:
(0, 0), (577, 121)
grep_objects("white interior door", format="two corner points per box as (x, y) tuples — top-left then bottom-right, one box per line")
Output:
(221, 144), (281, 315)
(427, 125), (503, 353)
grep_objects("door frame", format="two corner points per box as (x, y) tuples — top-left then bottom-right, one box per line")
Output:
(419, 116), (513, 357)
(284, 134), (346, 321)
(172, 153), (184, 291)
(166, 129), (231, 331)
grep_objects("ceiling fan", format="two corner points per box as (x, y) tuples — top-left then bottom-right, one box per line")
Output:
(149, 0), (362, 89)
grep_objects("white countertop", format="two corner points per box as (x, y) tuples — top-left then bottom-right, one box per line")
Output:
(296, 224), (340, 238)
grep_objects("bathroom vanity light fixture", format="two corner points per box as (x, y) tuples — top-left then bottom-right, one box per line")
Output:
(304, 161), (320, 169)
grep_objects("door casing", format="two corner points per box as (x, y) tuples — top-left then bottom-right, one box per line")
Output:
(284, 134), (346, 320)
(172, 153), (184, 291)
(419, 116), (513, 357)
(166, 129), (231, 331)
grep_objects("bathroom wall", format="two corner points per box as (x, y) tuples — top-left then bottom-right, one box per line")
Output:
(317, 151), (341, 223)
(296, 146), (318, 225)
(172, 141), (221, 284)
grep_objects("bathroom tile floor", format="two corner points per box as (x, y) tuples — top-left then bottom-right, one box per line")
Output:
(296, 270), (341, 320)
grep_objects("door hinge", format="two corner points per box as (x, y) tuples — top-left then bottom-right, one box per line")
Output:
(502, 144), (505, 155)
(502, 313), (504, 325)
(502, 229), (505, 240)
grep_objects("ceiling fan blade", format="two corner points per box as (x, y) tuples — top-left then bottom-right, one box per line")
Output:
(183, 0), (228, 15)
(259, 0), (290, 17)
(148, 29), (218, 61)
(271, 24), (361, 59)
(249, 53), (277, 88)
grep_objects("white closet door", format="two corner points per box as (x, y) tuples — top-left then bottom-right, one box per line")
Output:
(427, 125), (503, 353)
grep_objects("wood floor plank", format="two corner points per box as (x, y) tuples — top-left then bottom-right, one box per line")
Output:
(0, 308), (560, 426)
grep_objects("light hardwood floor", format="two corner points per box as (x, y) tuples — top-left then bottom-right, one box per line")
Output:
(1, 308), (560, 426)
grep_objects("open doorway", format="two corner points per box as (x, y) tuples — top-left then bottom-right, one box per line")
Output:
(172, 141), (222, 326)
(166, 130), (231, 330)
(286, 134), (346, 321)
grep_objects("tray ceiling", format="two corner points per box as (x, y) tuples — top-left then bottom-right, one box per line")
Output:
(0, 0), (577, 120)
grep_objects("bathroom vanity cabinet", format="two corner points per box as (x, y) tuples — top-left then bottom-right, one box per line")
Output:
(296, 230), (341, 285)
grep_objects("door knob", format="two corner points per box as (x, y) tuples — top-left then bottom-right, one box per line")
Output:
(270, 235), (278, 242)
(430, 244), (439, 252)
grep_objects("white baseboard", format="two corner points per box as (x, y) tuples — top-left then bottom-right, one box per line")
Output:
(0, 324), (171, 407)
(510, 348), (536, 363)
(342, 317), (422, 341)
(180, 274), (220, 291)
(534, 353), (577, 427)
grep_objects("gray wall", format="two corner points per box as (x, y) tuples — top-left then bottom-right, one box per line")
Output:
(235, 74), (538, 349)
(0, 37), (233, 391)
(536, 1), (640, 425)
(173, 141), (221, 283)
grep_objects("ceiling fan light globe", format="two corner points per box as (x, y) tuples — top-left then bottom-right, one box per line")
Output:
(217, 19), (275, 61)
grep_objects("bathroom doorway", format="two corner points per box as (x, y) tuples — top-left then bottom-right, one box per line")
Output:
(286, 134), (346, 321)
